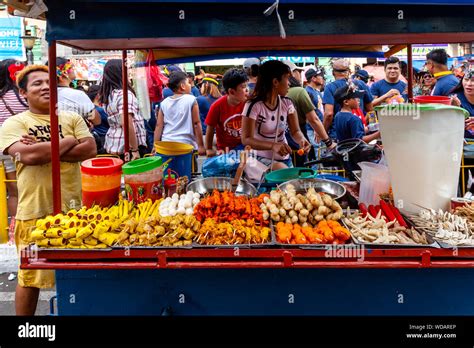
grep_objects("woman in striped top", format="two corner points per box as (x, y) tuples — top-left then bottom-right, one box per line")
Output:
(0, 59), (28, 217)
(96, 59), (147, 161)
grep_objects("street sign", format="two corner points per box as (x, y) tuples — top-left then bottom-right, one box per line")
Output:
(0, 17), (24, 61)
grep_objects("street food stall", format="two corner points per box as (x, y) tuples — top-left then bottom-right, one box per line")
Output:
(17, 0), (474, 315)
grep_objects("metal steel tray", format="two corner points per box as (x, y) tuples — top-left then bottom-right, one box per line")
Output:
(192, 223), (276, 249)
(432, 240), (474, 249)
(271, 220), (357, 250)
(112, 244), (193, 249)
(401, 214), (474, 249)
(342, 214), (440, 248)
(37, 247), (113, 252)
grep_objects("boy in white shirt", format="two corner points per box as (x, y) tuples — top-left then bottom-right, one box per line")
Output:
(154, 71), (206, 155)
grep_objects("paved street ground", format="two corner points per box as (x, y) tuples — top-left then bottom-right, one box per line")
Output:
(0, 244), (55, 315)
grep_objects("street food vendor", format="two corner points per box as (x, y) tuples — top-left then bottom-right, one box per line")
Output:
(0, 65), (96, 315)
(241, 60), (311, 174)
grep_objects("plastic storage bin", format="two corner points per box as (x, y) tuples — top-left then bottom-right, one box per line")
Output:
(377, 103), (468, 213)
(81, 157), (123, 207)
(122, 157), (164, 203)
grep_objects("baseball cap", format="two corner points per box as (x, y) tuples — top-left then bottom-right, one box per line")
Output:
(355, 69), (369, 80)
(334, 83), (365, 103)
(332, 58), (350, 72)
(243, 58), (260, 69)
(165, 65), (182, 75)
(282, 60), (304, 73)
(305, 68), (324, 81)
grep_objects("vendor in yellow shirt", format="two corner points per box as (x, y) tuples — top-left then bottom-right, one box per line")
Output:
(0, 65), (96, 315)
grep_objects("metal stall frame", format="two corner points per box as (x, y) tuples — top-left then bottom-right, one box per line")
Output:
(15, 0), (474, 315)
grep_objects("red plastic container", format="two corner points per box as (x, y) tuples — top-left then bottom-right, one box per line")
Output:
(413, 96), (451, 105)
(81, 158), (123, 207)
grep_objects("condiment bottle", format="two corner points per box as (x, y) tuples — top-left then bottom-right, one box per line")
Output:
(164, 169), (177, 197)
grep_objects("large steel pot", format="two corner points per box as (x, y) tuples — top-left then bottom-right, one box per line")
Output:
(278, 178), (346, 200)
(187, 177), (258, 196)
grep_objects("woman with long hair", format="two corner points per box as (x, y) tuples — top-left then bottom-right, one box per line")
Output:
(0, 59), (28, 218)
(196, 77), (221, 135)
(97, 59), (147, 160)
(241, 60), (311, 175)
(451, 69), (474, 138)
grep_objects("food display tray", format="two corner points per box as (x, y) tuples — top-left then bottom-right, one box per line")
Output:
(112, 244), (193, 250)
(435, 240), (474, 249)
(401, 213), (474, 249)
(37, 247), (113, 252)
(341, 216), (440, 249)
(271, 221), (357, 250)
(191, 225), (276, 249)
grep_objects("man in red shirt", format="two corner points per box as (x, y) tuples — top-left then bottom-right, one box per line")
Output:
(205, 68), (249, 156)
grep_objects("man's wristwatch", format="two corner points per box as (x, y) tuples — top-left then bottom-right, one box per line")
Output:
(322, 138), (333, 147)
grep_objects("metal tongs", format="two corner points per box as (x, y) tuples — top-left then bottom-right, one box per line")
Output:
(232, 146), (251, 193)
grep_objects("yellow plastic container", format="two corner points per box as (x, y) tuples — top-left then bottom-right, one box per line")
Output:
(155, 141), (194, 155)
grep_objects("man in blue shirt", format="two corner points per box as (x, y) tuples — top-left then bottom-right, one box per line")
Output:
(425, 49), (460, 96)
(323, 59), (374, 138)
(187, 72), (201, 97)
(305, 67), (325, 122)
(333, 84), (380, 143)
(370, 56), (407, 105)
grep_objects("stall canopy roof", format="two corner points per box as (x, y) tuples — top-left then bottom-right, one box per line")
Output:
(42, 0), (474, 62)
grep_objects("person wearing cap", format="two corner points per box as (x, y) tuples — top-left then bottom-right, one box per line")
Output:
(305, 67), (325, 122)
(283, 60), (333, 165)
(370, 56), (407, 106)
(323, 58), (374, 139)
(0, 65), (96, 315)
(187, 72), (201, 98)
(284, 60), (305, 86)
(354, 69), (369, 84)
(196, 77), (222, 135)
(333, 84), (380, 143)
(162, 65), (183, 99)
(205, 68), (248, 157)
(425, 49), (460, 96)
(243, 58), (260, 95)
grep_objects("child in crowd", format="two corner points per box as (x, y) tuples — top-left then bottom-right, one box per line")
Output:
(154, 71), (206, 155)
(205, 68), (248, 157)
(333, 84), (380, 143)
(241, 60), (310, 171)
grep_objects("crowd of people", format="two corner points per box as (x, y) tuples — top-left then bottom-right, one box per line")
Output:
(0, 48), (473, 315)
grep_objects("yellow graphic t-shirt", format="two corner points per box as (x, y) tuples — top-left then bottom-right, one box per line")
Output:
(0, 110), (92, 220)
